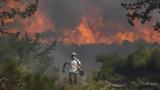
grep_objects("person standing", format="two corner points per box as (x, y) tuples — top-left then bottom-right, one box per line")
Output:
(62, 52), (82, 84)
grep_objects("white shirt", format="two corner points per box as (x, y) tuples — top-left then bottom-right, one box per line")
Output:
(67, 57), (81, 73)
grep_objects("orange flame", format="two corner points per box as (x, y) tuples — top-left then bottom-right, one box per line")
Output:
(1, 1), (55, 42)
(21, 11), (54, 35)
(1, 2), (159, 45)
(3, 18), (14, 24)
(62, 16), (137, 45)
(134, 21), (160, 44)
(60, 5), (160, 45)
(64, 17), (96, 45)
(114, 32), (136, 44)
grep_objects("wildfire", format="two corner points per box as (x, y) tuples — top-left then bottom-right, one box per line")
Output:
(61, 16), (160, 45)
(63, 17), (95, 45)
(21, 11), (54, 35)
(0, 0), (54, 42)
(1, 1), (159, 45)
(60, 6), (159, 45)
(7, 0), (54, 35)
(7, 0), (16, 8)
(62, 16), (138, 45)
(61, 6), (139, 45)
(114, 32), (136, 44)
(3, 18), (14, 24)
(134, 22), (160, 44)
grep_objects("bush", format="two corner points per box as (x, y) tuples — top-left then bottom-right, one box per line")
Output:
(96, 45), (160, 82)
(0, 58), (58, 90)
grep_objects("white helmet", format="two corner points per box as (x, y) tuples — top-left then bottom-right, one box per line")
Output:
(72, 52), (77, 56)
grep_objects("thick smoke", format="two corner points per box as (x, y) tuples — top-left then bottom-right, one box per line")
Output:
(40, 0), (128, 29)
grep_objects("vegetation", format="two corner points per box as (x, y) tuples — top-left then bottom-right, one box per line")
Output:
(0, 59), (58, 90)
(121, 0), (160, 32)
(0, 29), (58, 90)
(0, 1), (59, 89)
(96, 44), (160, 83)
(0, 1), (60, 89)
(0, 0), (39, 30)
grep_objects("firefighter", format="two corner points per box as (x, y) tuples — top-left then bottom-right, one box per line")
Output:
(62, 52), (84, 84)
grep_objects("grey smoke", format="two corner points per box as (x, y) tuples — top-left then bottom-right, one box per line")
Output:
(40, 0), (129, 29)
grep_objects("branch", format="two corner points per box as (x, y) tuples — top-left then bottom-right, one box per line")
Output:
(0, 0), (39, 30)
(34, 41), (57, 58)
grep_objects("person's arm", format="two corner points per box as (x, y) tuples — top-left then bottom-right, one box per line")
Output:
(77, 59), (82, 69)
(62, 61), (69, 73)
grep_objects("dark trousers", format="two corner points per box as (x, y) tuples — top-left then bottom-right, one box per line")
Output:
(69, 72), (78, 84)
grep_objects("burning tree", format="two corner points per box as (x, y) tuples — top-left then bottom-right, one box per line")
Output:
(121, 0), (160, 32)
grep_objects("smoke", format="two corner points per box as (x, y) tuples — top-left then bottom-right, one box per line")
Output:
(37, 0), (160, 73)
(40, 0), (127, 28)
(3, 0), (159, 73)
(39, 0), (159, 45)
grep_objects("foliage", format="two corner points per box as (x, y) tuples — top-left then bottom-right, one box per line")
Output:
(0, 0), (39, 30)
(64, 80), (108, 90)
(121, 0), (160, 32)
(0, 32), (58, 90)
(95, 54), (124, 80)
(0, 1), (60, 90)
(0, 59), (58, 90)
(0, 31), (57, 74)
(96, 45), (160, 82)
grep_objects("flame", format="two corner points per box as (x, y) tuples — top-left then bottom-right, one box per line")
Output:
(134, 21), (160, 44)
(62, 17), (97, 45)
(21, 11), (54, 35)
(0, 0), (54, 42)
(62, 16), (137, 45)
(61, 16), (160, 45)
(61, 6), (139, 45)
(114, 32), (136, 44)
(7, 0), (16, 8)
(60, 5), (160, 45)
(7, 0), (26, 11)
(3, 18), (14, 24)
(1, 2), (159, 45)
(0, 0), (16, 25)
(6, 0), (54, 35)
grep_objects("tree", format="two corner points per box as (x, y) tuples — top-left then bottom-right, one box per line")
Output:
(0, 0), (39, 30)
(121, 0), (160, 32)
(0, 31), (57, 74)
(0, 0), (57, 74)
(0, 1), (59, 90)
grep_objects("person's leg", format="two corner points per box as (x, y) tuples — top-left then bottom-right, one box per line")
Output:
(69, 72), (73, 84)
(73, 73), (77, 84)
